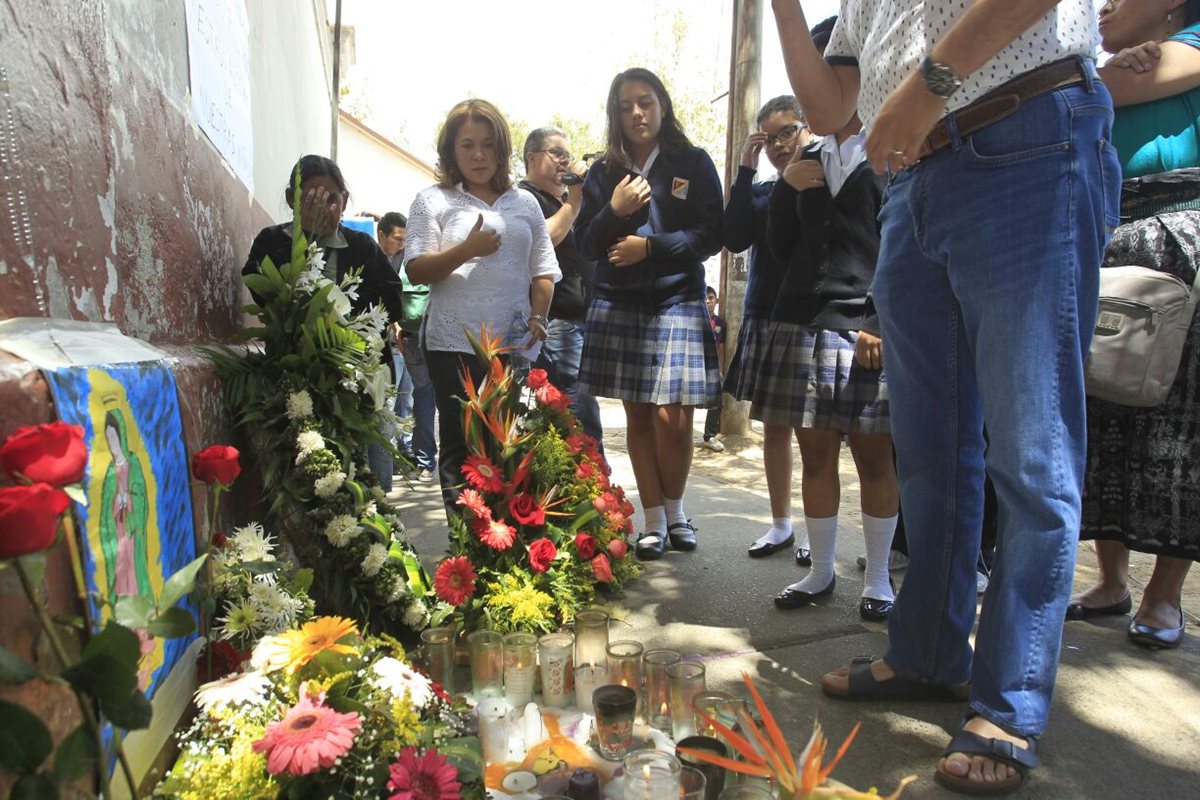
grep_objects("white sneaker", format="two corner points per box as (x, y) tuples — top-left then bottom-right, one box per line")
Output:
(700, 437), (725, 452)
(417, 469), (436, 484)
(856, 551), (909, 571)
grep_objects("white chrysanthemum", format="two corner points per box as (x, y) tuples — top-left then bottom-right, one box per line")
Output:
(194, 671), (270, 712)
(362, 502), (377, 519)
(247, 582), (303, 633)
(371, 656), (434, 709)
(324, 514), (361, 548)
(230, 523), (276, 563)
(217, 599), (263, 640)
(296, 430), (325, 457)
(314, 470), (346, 499)
(402, 601), (430, 630)
(384, 514), (405, 535)
(285, 389), (314, 420)
(361, 543), (388, 578)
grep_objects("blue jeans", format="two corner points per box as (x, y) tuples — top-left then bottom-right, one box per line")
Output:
(400, 336), (437, 471)
(393, 350), (415, 454)
(536, 318), (604, 453)
(876, 69), (1120, 737)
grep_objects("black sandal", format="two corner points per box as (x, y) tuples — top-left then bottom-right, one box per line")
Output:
(935, 725), (1039, 795)
(823, 656), (970, 701)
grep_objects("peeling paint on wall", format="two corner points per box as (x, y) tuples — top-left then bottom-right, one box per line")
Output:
(43, 256), (72, 319)
(97, 168), (117, 253)
(103, 257), (119, 320)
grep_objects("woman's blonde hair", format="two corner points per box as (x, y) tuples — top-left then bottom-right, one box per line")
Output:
(435, 99), (513, 194)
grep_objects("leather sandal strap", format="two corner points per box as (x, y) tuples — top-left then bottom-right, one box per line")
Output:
(944, 728), (1040, 773)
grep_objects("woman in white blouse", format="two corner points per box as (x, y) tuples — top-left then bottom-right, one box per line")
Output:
(406, 98), (560, 515)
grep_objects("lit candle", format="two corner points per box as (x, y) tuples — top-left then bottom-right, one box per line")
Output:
(574, 664), (606, 709)
(622, 750), (681, 799)
(503, 632), (537, 707)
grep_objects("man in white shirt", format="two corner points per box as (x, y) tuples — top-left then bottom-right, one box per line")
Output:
(772, 0), (1120, 792)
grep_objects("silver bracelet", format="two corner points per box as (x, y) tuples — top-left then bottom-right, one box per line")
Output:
(529, 314), (549, 328)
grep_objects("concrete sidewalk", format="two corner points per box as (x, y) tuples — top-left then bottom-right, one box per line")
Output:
(395, 399), (1200, 798)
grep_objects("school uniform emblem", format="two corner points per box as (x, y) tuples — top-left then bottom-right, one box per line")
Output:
(671, 177), (689, 199)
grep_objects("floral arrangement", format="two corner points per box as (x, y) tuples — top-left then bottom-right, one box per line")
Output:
(681, 674), (916, 800)
(1, 422), (204, 798)
(156, 615), (486, 800)
(431, 330), (640, 634)
(206, 170), (432, 637)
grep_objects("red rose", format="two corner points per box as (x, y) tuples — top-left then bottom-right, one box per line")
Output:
(575, 461), (596, 481)
(607, 539), (628, 559)
(574, 533), (596, 560)
(192, 445), (241, 486)
(527, 369), (550, 390)
(0, 484), (70, 560)
(211, 532), (228, 548)
(535, 384), (571, 412)
(591, 553), (613, 583)
(0, 422), (87, 486)
(593, 492), (619, 514)
(528, 537), (558, 573)
(509, 493), (545, 527)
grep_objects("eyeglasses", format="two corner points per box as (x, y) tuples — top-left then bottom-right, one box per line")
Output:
(533, 147), (572, 162)
(765, 123), (806, 147)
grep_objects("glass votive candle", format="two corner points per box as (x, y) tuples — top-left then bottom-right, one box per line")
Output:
(622, 749), (682, 799)
(591, 684), (638, 760)
(691, 690), (735, 738)
(420, 626), (457, 694)
(573, 608), (610, 668)
(680, 765), (708, 800)
(606, 639), (644, 690)
(643, 649), (682, 732)
(476, 697), (509, 764)
(574, 663), (607, 709)
(676, 735), (728, 800)
(718, 786), (774, 800)
(467, 629), (504, 698)
(538, 632), (574, 708)
(667, 660), (707, 740)
(502, 632), (537, 707)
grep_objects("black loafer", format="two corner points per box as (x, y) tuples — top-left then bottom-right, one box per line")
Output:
(634, 532), (667, 561)
(859, 596), (894, 622)
(774, 576), (836, 609)
(1128, 611), (1185, 650)
(795, 547), (812, 567)
(748, 533), (794, 558)
(668, 521), (698, 551)
(1065, 592), (1132, 621)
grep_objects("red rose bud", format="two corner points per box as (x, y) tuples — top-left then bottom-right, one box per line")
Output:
(211, 532), (228, 548)
(0, 483), (70, 560)
(607, 538), (628, 559)
(591, 552), (613, 583)
(574, 533), (597, 560)
(526, 368), (550, 390)
(0, 421), (87, 486)
(192, 445), (241, 486)
(509, 493), (546, 527)
(528, 537), (558, 573)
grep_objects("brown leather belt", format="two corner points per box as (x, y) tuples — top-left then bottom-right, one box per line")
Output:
(918, 58), (1088, 160)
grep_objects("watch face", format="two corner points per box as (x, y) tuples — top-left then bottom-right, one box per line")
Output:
(923, 60), (962, 98)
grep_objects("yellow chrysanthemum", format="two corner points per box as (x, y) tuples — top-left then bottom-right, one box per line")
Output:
(251, 616), (359, 675)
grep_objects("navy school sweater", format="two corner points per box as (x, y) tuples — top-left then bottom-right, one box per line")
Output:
(575, 144), (723, 309)
(724, 165), (788, 319)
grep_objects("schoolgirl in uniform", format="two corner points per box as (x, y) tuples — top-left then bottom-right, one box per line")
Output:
(575, 68), (723, 560)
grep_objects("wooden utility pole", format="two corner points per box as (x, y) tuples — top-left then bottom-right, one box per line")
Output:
(719, 0), (762, 436)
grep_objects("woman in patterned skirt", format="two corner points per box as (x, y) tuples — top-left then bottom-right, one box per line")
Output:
(575, 68), (724, 561)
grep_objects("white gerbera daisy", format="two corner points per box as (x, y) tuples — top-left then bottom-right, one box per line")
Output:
(230, 523), (276, 563)
(218, 599), (263, 640)
(324, 514), (361, 548)
(361, 543), (388, 578)
(314, 470), (346, 498)
(285, 389), (314, 420)
(194, 671), (270, 712)
(371, 656), (434, 709)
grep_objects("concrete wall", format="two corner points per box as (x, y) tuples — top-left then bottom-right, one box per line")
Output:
(0, 0), (333, 792)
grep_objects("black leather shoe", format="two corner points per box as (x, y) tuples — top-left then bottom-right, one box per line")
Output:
(748, 533), (794, 558)
(1128, 610), (1185, 650)
(795, 547), (812, 567)
(774, 576), (836, 609)
(668, 521), (698, 551)
(634, 532), (667, 561)
(859, 596), (894, 622)
(1065, 592), (1132, 621)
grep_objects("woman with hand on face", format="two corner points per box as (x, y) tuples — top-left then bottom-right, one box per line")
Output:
(575, 68), (724, 561)
(405, 99), (560, 517)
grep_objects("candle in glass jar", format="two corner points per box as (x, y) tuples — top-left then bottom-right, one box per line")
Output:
(573, 608), (610, 669)
(502, 632), (537, 707)
(667, 660), (707, 740)
(574, 664), (607, 709)
(642, 649), (681, 732)
(538, 632), (574, 708)
(622, 749), (681, 799)
(606, 639), (643, 689)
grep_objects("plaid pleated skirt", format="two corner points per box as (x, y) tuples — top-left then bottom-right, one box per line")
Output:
(723, 315), (772, 401)
(750, 323), (890, 433)
(581, 297), (721, 407)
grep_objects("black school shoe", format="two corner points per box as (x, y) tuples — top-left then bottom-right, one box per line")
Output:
(634, 531), (668, 561)
(667, 521), (698, 551)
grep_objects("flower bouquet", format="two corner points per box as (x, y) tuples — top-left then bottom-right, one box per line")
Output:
(431, 329), (641, 635)
(206, 170), (432, 636)
(156, 615), (486, 800)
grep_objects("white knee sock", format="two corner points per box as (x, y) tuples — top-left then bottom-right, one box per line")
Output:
(754, 517), (793, 547)
(862, 512), (898, 601)
(663, 495), (687, 528)
(643, 505), (667, 541)
(785, 515), (837, 593)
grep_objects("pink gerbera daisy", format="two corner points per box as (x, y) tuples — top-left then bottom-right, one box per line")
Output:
(252, 691), (361, 776)
(474, 517), (517, 551)
(455, 488), (492, 521)
(387, 746), (462, 800)
(434, 556), (477, 606)
(461, 455), (504, 493)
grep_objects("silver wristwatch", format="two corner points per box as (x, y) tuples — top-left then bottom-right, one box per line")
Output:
(920, 56), (963, 99)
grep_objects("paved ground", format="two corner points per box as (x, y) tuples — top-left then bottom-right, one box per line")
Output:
(394, 399), (1200, 798)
